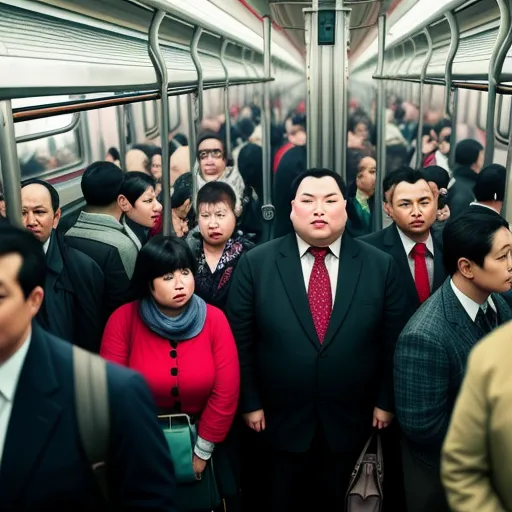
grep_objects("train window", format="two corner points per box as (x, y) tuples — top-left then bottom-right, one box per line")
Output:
(15, 113), (82, 179)
(498, 95), (511, 140)
(143, 100), (158, 137)
(477, 91), (488, 132)
(169, 96), (181, 132)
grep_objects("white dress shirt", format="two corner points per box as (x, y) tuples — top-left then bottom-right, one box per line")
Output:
(42, 237), (50, 254)
(396, 228), (435, 290)
(296, 235), (342, 308)
(450, 279), (496, 321)
(0, 333), (31, 466)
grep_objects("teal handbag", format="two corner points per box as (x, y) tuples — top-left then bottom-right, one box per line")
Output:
(159, 414), (221, 511)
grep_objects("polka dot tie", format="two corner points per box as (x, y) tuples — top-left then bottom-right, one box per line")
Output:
(308, 247), (332, 344)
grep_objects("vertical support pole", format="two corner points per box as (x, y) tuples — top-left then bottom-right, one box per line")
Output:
(503, 106), (512, 220)
(148, 9), (172, 235)
(0, 100), (22, 227)
(304, 0), (351, 175)
(219, 39), (232, 156)
(372, 14), (386, 232)
(190, 27), (204, 130)
(444, 12), (459, 118)
(415, 28), (433, 170)
(449, 88), (459, 171)
(116, 105), (127, 170)
(485, 0), (512, 166)
(187, 94), (198, 210)
(261, 15), (275, 240)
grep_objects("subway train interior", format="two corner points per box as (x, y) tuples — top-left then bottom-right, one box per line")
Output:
(4, 1), (512, 511)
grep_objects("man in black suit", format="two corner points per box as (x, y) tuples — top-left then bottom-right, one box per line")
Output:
(0, 223), (177, 511)
(226, 168), (408, 511)
(362, 167), (446, 317)
(21, 179), (105, 352)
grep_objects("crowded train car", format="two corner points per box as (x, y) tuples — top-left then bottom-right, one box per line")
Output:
(2, 0), (512, 511)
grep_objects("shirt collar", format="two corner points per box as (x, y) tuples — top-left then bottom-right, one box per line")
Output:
(296, 234), (342, 259)
(42, 237), (51, 254)
(0, 331), (31, 402)
(450, 279), (497, 321)
(469, 202), (500, 213)
(396, 226), (434, 257)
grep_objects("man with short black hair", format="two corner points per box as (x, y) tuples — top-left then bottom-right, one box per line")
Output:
(66, 161), (139, 321)
(362, 167), (446, 317)
(470, 163), (506, 215)
(21, 179), (104, 352)
(226, 168), (407, 511)
(0, 223), (178, 511)
(395, 208), (512, 512)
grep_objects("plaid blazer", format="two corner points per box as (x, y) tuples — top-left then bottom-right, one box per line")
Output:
(394, 278), (512, 468)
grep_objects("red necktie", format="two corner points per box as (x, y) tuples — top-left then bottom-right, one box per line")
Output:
(412, 243), (430, 303)
(308, 248), (332, 343)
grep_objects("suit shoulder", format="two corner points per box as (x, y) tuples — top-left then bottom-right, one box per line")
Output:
(359, 229), (386, 247)
(244, 236), (284, 262)
(400, 288), (445, 338)
(65, 244), (104, 277)
(353, 237), (393, 264)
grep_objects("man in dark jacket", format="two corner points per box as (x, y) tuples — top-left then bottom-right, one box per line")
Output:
(66, 162), (139, 324)
(226, 168), (408, 512)
(0, 223), (178, 511)
(21, 179), (104, 352)
(447, 139), (484, 218)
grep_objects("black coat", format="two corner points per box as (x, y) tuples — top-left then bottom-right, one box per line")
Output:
(37, 230), (105, 352)
(0, 324), (178, 511)
(225, 232), (408, 454)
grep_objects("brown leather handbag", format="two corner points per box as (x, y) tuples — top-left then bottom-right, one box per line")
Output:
(345, 432), (384, 512)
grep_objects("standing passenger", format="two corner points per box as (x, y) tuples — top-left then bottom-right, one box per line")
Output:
(226, 168), (408, 511)
(20, 179), (104, 352)
(394, 209), (512, 512)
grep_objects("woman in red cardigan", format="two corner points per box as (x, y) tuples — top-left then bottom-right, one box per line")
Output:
(100, 235), (240, 485)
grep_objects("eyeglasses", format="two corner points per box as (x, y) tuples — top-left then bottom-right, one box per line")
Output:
(198, 149), (223, 160)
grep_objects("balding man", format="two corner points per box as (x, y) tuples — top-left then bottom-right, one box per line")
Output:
(21, 179), (104, 352)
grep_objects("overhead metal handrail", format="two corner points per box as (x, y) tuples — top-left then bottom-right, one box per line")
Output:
(444, 11), (460, 117)
(487, 0), (512, 164)
(148, 9), (172, 235)
(190, 26), (204, 126)
(15, 112), (81, 144)
(261, 15), (275, 241)
(219, 38), (232, 156)
(415, 28), (434, 169)
(373, 14), (386, 232)
(405, 37), (417, 76)
(0, 101), (23, 227)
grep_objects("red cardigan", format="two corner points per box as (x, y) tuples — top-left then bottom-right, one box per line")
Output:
(100, 301), (240, 444)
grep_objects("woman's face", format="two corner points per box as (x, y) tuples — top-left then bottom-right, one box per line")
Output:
(125, 186), (162, 228)
(151, 154), (162, 180)
(198, 201), (236, 247)
(151, 268), (195, 314)
(198, 139), (226, 182)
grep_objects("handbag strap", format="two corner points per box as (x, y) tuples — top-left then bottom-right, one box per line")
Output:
(352, 431), (384, 477)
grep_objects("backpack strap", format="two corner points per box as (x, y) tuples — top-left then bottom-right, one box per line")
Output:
(73, 345), (110, 501)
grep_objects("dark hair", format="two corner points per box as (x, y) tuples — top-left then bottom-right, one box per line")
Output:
(238, 118), (256, 140)
(120, 172), (156, 206)
(196, 132), (227, 159)
(290, 113), (306, 131)
(383, 167), (428, 202)
(173, 133), (188, 147)
(152, 147), (162, 157)
(291, 168), (347, 199)
(107, 147), (120, 161)
(131, 144), (158, 160)
(132, 235), (197, 298)
(196, 181), (236, 212)
(455, 139), (484, 167)
(422, 165), (450, 191)
(348, 117), (369, 134)
(81, 161), (125, 206)
(474, 164), (506, 202)
(0, 223), (46, 298)
(436, 118), (452, 135)
(21, 178), (60, 211)
(171, 172), (192, 208)
(443, 209), (509, 276)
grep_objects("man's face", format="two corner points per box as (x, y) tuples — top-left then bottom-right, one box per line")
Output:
(21, 184), (60, 244)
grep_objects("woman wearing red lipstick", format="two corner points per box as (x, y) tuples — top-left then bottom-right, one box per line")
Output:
(100, 235), (240, 502)
(188, 181), (254, 310)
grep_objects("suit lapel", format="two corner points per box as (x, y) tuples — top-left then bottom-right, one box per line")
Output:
(322, 235), (361, 349)
(276, 234), (320, 349)
(432, 233), (446, 292)
(384, 225), (419, 307)
(0, 325), (62, 507)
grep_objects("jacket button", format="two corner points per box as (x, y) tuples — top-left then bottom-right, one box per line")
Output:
(169, 350), (177, 358)
(171, 368), (178, 376)
(171, 386), (179, 397)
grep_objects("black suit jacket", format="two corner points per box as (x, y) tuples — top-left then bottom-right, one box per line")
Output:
(0, 325), (178, 511)
(225, 232), (408, 454)
(37, 230), (105, 352)
(361, 223), (446, 318)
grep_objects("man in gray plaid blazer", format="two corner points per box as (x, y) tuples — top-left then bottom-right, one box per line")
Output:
(395, 208), (512, 512)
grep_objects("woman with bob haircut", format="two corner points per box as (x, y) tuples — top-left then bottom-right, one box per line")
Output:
(119, 171), (162, 246)
(100, 235), (240, 500)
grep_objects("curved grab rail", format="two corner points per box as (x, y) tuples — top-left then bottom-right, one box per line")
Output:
(219, 38), (232, 156)
(190, 26), (204, 126)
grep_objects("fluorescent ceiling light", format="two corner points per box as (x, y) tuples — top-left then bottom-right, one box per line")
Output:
(354, 0), (448, 68)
